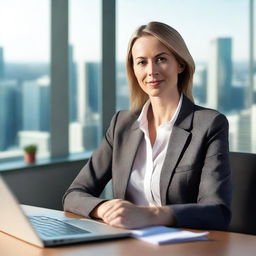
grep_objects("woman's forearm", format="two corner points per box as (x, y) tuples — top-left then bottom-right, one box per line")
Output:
(90, 199), (176, 229)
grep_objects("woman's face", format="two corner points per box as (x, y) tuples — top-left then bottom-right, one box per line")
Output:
(131, 35), (184, 99)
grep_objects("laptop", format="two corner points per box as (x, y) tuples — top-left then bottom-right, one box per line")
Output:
(0, 175), (131, 247)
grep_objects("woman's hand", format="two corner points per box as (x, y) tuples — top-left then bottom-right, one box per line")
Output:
(91, 199), (176, 229)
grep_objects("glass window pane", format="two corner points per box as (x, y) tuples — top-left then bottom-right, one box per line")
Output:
(116, 0), (255, 153)
(0, 0), (50, 161)
(69, 0), (102, 153)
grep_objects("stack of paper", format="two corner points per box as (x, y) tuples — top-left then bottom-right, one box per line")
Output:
(131, 226), (209, 245)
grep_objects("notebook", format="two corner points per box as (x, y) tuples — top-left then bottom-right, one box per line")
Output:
(0, 175), (131, 247)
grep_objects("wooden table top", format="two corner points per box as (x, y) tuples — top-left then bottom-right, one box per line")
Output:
(1, 205), (255, 256)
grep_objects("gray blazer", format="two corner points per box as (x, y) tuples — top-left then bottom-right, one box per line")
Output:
(63, 96), (232, 230)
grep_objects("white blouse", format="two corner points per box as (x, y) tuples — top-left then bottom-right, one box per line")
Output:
(126, 94), (183, 206)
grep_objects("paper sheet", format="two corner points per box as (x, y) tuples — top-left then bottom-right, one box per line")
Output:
(131, 226), (209, 245)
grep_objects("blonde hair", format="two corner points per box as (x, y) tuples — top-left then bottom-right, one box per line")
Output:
(126, 21), (195, 111)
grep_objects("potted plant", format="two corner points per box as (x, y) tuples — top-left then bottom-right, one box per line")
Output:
(23, 144), (37, 164)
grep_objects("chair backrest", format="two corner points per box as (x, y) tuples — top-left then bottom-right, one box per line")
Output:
(228, 152), (256, 235)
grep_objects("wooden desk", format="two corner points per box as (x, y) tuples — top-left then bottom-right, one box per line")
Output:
(1, 205), (255, 256)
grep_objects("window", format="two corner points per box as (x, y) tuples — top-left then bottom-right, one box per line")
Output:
(0, 0), (50, 160)
(69, 0), (102, 153)
(116, 0), (256, 153)
(0, 0), (255, 165)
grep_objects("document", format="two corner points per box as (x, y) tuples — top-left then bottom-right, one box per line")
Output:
(131, 226), (209, 245)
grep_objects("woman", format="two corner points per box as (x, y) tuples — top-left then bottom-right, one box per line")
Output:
(63, 21), (231, 230)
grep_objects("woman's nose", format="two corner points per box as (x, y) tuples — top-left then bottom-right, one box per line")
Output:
(147, 62), (159, 76)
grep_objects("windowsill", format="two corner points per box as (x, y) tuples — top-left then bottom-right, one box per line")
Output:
(0, 151), (93, 172)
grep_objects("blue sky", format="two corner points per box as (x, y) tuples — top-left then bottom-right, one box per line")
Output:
(117, 0), (250, 62)
(0, 0), (253, 62)
(0, 0), (50, 62)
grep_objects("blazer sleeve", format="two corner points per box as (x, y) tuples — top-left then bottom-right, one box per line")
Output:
(170, 113), (232, 230)
(62, 112), (119, 217)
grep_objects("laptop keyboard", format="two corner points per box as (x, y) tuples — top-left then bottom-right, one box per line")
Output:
(28, 215), (90, 238)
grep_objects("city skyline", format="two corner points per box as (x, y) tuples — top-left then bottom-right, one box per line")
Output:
(0, 0), (256, 156)
(1, 35), (255, 154)
(0, 0), (254, 62)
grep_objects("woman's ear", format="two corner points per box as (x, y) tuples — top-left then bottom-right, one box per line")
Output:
(178, 63), (185, 73)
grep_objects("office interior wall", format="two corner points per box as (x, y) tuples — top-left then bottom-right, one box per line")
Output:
(1, 159), (113, 210)
(1, 160), (84, 210)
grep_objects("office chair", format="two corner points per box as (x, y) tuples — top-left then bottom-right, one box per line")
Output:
(228, 152), (256, 235)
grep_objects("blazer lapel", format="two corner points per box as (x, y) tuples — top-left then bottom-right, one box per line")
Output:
(113, 118), (144, 199)
(160, 96), (195, 205)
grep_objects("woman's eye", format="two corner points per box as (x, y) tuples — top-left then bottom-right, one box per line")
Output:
(156, 57), (166, 63)
(137, 60), (146, 65)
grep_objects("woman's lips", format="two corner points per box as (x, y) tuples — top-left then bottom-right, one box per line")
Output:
(146, 80), (164, 86)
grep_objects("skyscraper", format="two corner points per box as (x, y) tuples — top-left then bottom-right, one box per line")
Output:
(237, 109), (251, 152)
(251, 104), (256, 152)
(85, 62), (101, 113)
(207, 38), (232, 112)
(69, 45), (78, 122)
(116, 61), (130, 110)
(0, 80), (19, 150)
(75, 61), (101, 151)
(0, 47), (4, 79)
(77, 61), (101, 123)
(22, 76), (50, 131)
(193, 64), (207, 105)
(248, 0), (255, 107)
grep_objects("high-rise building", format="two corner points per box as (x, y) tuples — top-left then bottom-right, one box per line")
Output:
(77, 61), (101, 123)
(75, 61), (101, 151)
(85, 62), (101, 113)
(251, 104), (256, 152)
(69, 122), (84, 153)
(237, 109), (251, 152)
(226, 114), (239, 151)
(248, 0), (255, 107)
(207, 38), (232, 112)
(116, 62), (129, 110)
(227, 105), (256, 153)
(38, 76), (50, 132)
(193, 64), (207, 105)
(0, 47), (4, 79)
(0, 80), (19, 150)
(22, 76), (50, 131)
(69, 45), (78, 122)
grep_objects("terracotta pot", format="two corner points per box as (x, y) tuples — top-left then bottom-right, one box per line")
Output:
(24, 152), (36, 164)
